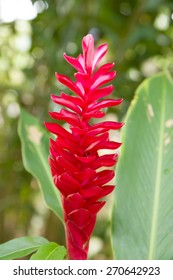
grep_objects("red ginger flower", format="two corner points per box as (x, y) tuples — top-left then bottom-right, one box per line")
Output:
(45, 34), (123, 260)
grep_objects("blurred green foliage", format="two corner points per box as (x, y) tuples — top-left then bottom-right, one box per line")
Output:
(0, 0), (173, 259)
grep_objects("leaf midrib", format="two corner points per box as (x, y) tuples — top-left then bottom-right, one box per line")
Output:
(148, 83), (166, 259)
(45, 246), (58, 260)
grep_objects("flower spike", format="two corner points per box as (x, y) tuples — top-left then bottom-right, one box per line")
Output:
(45, 34), (123, 260)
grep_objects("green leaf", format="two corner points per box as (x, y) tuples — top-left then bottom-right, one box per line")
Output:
(30, 242), (66, 260)
(0, 236), (49, 260)
(18, 109), (63, 221)
(112, 72), (173, 260)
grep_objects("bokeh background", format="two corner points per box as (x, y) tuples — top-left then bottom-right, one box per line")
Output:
(0, 0), (173, 259)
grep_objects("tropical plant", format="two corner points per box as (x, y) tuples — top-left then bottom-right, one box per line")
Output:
(0, 29), (173, 259)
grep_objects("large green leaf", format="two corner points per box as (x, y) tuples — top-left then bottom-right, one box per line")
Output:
(0, 236), (49, 260)
(30, 242), (66, 260)
(18, 109), (63, 221)
(112, 72), (173, 259)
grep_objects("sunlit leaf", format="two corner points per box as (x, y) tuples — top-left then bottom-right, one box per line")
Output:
(30, 242), (66, 260)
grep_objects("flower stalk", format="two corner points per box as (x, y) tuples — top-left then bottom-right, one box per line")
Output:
(45, 34), (123, 260)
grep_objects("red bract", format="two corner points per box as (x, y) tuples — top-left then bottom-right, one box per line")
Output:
(45, 34), (123, 260)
